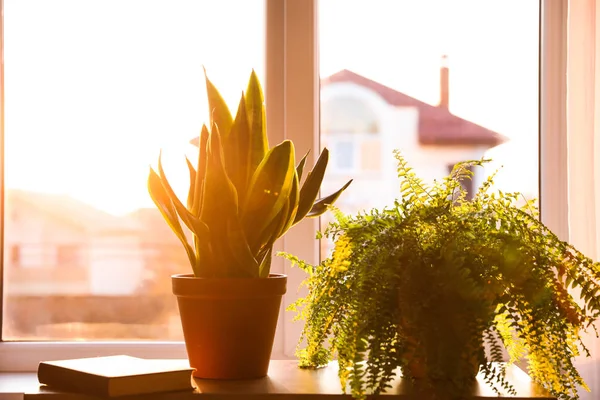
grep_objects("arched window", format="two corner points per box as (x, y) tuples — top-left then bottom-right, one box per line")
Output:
(321, 97), (379, 134)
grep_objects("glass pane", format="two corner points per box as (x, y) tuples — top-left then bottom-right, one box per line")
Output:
(333, 142), (355, 170)
(3, 0), (265, 340)
(319, 0), (539, 257)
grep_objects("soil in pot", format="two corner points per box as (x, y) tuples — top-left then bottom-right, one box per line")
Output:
(172, 273), (287, 380)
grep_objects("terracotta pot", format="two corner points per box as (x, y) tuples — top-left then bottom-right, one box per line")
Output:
(398, 290), (487, 383)
(172, 273), (287, 379)
(400, 330), (484, 382)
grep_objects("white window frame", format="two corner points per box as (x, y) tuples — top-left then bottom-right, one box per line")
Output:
(0, 0), (565, 372)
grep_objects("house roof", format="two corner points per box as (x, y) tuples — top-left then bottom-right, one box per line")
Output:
(6, 189), (139, 234)
(322, 69), (506, 147)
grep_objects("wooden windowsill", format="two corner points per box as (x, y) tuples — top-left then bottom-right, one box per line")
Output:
(0, 360), (556, 400)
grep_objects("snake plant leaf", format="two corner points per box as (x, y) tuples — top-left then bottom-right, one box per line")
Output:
(204, 228), (234, 278)
(254, 171), (301, 255)
(244, 170), (299, 256)
(296, 151), (310, 184)
(198, 123), (239, 278)
(192, 124), (210, 216)
(204, 68), (233, 141)
(243, 140), (295, 245)
(250, 203), (284, 258)
(225, 93), (251, 203)
(200, 122), (239, 229)
(258, 247), (273, 278)
(157, 152), (210, 242)
(245, 70), (268, 176)
(185, 157), (196, 210)
(306, 179), (353, 218)
(272, 196), (291, 245)
(278, 170), (300, 237)
(227, 217), (260, 278)
(197, 224), (221, 275)
(294, 148), (330, 224)
(193, 230), (214, 277)
(148, 167), (198, 275)
(203, 236), (233, 278)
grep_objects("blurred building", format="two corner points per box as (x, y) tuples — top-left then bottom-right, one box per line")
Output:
(4, 189), (144, 296)
(3, 190), (177, 339)
(320, 61), (505, 214)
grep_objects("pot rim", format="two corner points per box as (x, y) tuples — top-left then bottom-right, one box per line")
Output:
(172, 273), (287, 280)
(172, 273), (287, 298)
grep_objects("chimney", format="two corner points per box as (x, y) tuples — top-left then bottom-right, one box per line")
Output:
(439, 55), (449, 109)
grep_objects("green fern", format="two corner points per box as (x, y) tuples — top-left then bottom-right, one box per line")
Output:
(281, 151), (600, 400)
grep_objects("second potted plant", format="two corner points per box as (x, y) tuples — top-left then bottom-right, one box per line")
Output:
(286, 151), (600, 400)
(147, 70), (351, 379)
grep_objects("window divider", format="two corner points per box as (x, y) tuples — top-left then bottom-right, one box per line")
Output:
(539, 0), (569, 240)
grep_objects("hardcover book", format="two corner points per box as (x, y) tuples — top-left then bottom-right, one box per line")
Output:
(37, 355), (195, 397)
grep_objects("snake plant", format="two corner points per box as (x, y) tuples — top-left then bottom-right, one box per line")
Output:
(148, 70), (351, 278)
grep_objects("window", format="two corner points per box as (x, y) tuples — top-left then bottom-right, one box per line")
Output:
(319, 0), (540, 233)
(1, 0), (266, 368)
(1, 0), (566, 372)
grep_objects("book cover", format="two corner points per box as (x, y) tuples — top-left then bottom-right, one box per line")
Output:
(37, 355), (195, 397)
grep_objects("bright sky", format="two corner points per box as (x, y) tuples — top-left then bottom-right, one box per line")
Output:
(5, 0), (539, 215)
